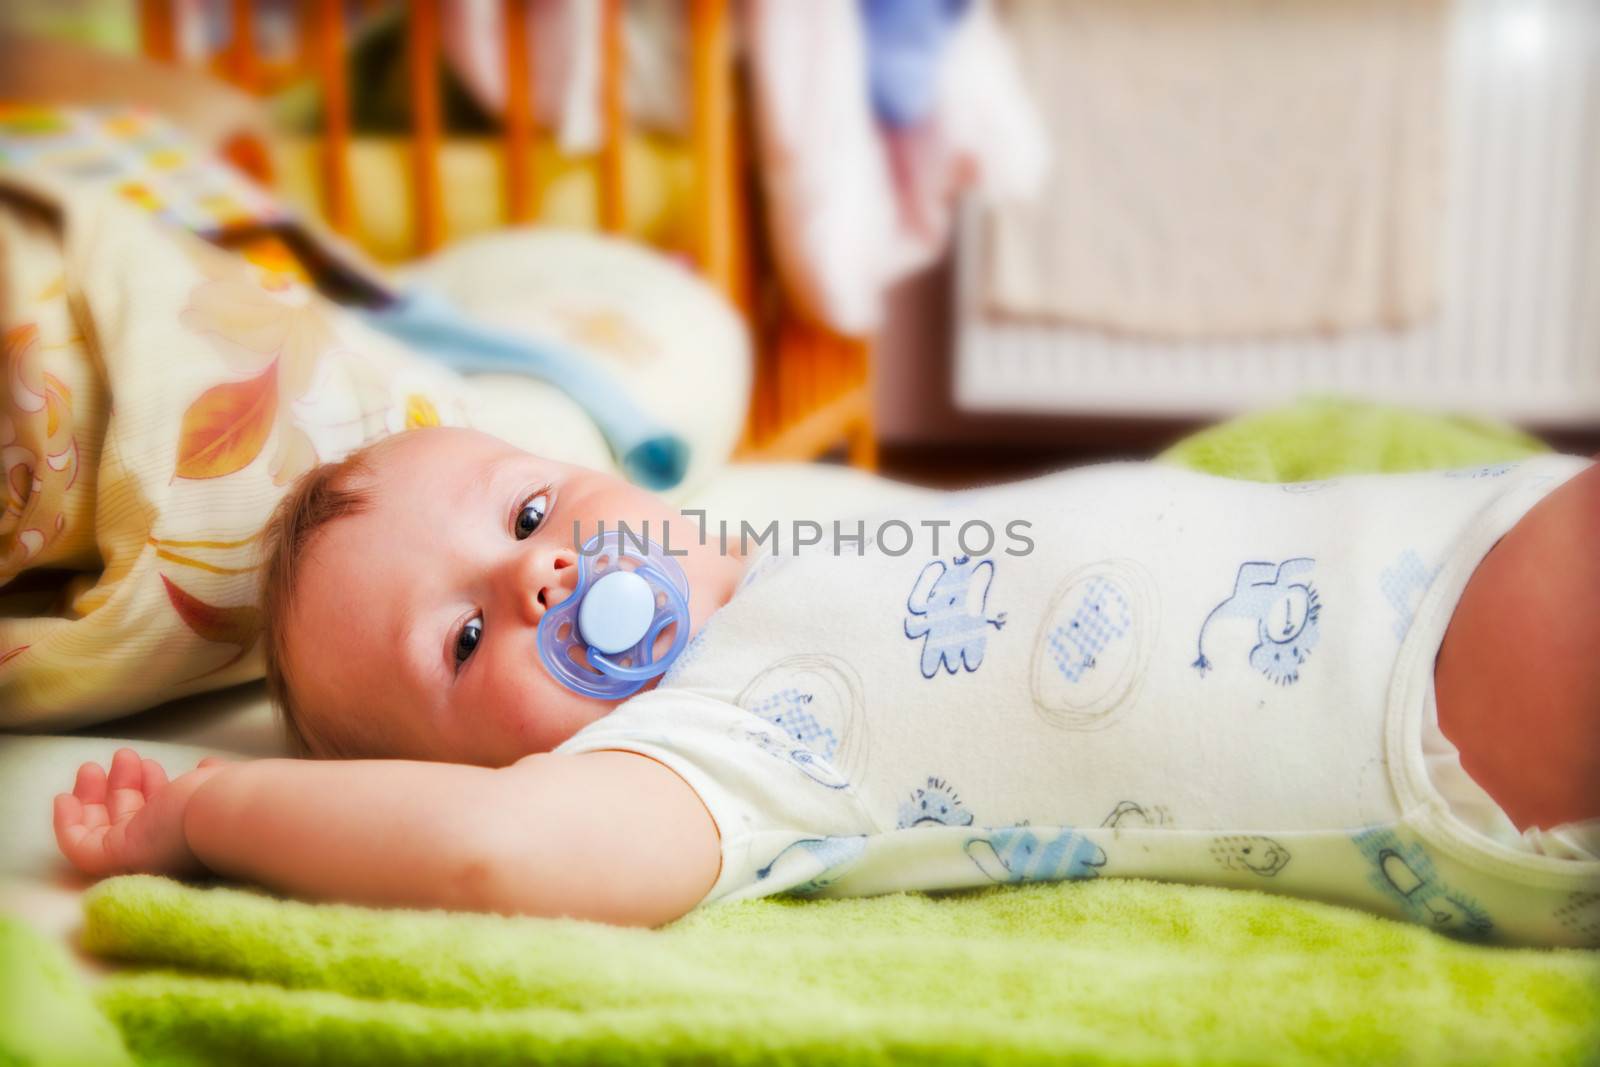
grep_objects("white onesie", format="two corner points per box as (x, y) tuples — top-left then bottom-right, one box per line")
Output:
(556, 456), (1600, 947)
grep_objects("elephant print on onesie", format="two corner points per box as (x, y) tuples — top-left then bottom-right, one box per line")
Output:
(755, 836), (868, 896)
(965, 824), (1106, 884)
(736, 654), (869, 787)
(1351, 828), (1493, 938)
(1193, 558), (1322, 685)
(897, 777), (976, 829)
(904, 555), (1007, 679)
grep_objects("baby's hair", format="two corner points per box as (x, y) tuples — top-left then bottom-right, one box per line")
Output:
(259, 442), (385, 758)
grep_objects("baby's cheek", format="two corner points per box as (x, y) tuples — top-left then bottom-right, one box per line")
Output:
(485, 659), (598, 758)
(524, 687), (612, 754)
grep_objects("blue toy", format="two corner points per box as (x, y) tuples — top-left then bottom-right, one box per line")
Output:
(359, 289), (690, 490)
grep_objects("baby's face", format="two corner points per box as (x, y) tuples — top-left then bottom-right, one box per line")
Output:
(286, 427), (734, 765)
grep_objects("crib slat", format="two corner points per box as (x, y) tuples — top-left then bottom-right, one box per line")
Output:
(846, 336), (877, 469)
(227, 0), (259, 91)
(408, 0), (446, 253)
(502, 0), (539, 223)
(310, 0), (354, 235)
(760, 321), (781, 444)
(688, 0), (735, 299)
(599, 0), (626, 233)
(139, 0), (178, 62)
(804, 321), (823, 420)
(818, 317), (836, 409)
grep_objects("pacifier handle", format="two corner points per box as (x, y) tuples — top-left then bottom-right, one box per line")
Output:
(586, 580), (690, 682)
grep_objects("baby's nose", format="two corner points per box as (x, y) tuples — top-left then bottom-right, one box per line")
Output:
(518, 546), (579, 624)
(528, 550), (579, 617)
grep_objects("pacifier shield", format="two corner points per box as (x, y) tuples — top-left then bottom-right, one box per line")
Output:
(536, 530), (691, 700)
(579, 570), (656, 654)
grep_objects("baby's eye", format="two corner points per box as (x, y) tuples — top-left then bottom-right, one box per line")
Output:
(455, 616), (483, 669)
(515, 493), (549, 540)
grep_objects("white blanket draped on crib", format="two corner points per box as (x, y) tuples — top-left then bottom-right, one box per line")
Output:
(985, 0), (1447, 341)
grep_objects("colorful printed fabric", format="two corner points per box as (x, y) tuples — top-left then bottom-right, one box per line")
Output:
(0, 105), (284, 236)
(0, 172), (470, 726)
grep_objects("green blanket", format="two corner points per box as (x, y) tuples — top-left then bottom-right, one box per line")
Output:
(1155, 396), (1549, 480)
(67, 876), (1600, 1066)
(5, 399), (1596, 1067)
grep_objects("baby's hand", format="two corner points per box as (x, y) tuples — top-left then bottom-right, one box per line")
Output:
(53, 748), (228, 878)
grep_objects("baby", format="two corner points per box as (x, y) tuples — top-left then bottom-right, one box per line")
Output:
(54, 428), (1600, 944)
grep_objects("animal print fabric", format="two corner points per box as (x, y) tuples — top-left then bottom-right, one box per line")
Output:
(556, 455), (1600, 946)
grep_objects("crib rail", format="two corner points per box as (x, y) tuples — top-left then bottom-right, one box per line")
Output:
(136, 0), (875, 468)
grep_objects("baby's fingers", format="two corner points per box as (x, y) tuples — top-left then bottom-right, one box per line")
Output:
(53, 794), (111, 874)
(142, 758), (169, 795)
(71, 763), (109, 829)
(73, 761), (107, 804)
(107, 785), (146, 824)
(53, 792), (82, 836)
(106, 749), (146, 823)
(107, 748), (143, 792)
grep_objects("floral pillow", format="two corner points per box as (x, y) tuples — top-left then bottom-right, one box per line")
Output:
(0, 177), (473, 728)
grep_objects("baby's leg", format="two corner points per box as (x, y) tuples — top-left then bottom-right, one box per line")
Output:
(1434, 459), (1600, 831)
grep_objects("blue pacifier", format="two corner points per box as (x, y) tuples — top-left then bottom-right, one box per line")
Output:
(537, 530), (691, 699)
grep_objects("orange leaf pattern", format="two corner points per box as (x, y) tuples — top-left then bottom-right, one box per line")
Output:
(181, 270), (336, 399)
(175, 362), (279, 480)
(160, 574), (261, 650)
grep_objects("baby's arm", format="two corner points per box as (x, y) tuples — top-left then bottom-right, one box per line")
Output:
(55, 748), (719, 927)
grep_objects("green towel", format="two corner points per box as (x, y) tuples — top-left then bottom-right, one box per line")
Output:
(1158, 396), (1548, 481)
(76, 875), (1600, 1067)
(9, 399), (1596, 1066)
(0, 916), (135, 1067)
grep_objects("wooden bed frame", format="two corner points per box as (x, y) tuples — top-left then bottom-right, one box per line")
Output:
(137, 0), (876, 468)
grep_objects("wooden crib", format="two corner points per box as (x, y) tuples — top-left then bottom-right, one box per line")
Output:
(136, 0), (876, 468)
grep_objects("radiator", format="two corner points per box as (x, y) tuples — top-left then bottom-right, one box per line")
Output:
(955, 0), (1600, 427)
